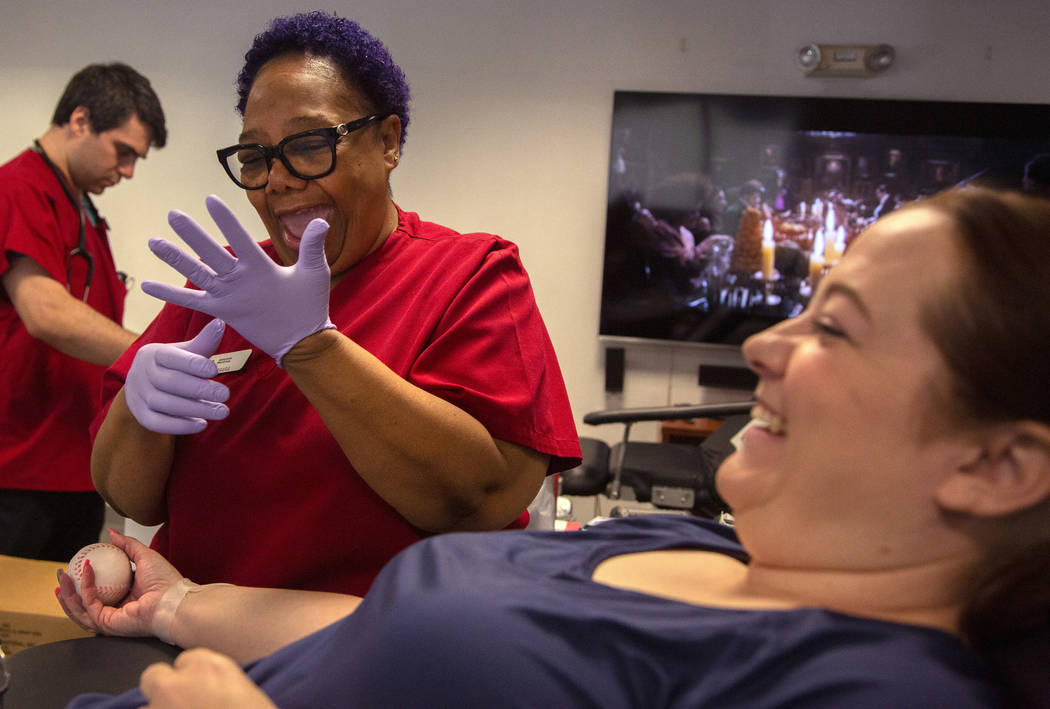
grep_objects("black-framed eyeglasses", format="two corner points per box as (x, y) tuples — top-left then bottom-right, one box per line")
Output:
(216, 114), (387, 190)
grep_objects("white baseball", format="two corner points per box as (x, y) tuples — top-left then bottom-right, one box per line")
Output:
(67, 542), (133, 606)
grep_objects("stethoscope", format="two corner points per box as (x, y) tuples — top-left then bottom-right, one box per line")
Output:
(31, 139), (95, 302)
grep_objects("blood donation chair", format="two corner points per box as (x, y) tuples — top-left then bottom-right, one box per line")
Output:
(561, 400), (754, 519)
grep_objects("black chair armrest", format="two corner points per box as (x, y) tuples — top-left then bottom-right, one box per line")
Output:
(582, 401), (755, 426)
(582, 400), (754, 502)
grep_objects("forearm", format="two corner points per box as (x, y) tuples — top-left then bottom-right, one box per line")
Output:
(30, 296), (138, 365)
(3, 258), (137, 365)
(92, 389), (175, 524)
(282, 329), (547, 532)
(171, 583), (362, 664)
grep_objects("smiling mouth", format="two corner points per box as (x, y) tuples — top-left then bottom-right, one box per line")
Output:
(278, 206), (333, 245)
(750, 403), (786, 435)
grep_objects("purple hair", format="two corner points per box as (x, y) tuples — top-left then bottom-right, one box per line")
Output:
(235, 11), (410, 149)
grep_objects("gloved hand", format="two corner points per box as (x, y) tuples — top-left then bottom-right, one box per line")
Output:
(141, 194), (335, 366)
(124, 318), (230, 435)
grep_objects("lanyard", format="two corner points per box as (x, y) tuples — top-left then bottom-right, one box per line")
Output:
(31, 140), (95, 301)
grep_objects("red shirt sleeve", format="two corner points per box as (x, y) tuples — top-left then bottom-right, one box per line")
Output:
(408, 246), (581, 473)
(0, 161), (71, 282)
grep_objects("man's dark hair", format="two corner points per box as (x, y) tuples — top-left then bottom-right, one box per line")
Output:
(52, 62), (167, 148)
(235, 11), (410, 150)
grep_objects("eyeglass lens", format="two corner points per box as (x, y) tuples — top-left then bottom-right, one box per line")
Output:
(228, 133), (334, 188)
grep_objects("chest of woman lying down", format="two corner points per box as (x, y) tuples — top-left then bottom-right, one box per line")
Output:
(71, 516), (999, 709)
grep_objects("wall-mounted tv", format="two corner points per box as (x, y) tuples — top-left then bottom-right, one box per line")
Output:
(599, 90), (1050, 349)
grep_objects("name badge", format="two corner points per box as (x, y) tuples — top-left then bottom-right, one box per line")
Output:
(210, 349), (252, 374)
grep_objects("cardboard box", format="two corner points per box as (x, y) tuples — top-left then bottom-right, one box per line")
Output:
(0, 554), (91, 655)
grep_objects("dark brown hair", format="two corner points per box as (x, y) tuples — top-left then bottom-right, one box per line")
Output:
(912, 187), (1050, 706)
(52, 62), (167, 148)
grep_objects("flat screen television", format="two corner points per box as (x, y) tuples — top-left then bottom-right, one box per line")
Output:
(599, 90), (1050, 350)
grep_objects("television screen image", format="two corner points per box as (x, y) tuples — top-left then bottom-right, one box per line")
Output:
(600, 91), (1050, 348)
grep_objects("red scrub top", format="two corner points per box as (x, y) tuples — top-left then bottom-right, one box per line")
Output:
(0, 148), (126, 491)
(94, 207), (580, 595)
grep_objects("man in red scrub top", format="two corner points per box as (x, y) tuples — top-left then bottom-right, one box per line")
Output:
(0, 63), (167, 560)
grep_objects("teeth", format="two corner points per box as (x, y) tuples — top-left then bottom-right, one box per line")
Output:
(750, 404), (786, 435)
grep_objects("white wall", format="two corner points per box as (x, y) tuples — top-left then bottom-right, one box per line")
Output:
(3, 0), (1050, 445)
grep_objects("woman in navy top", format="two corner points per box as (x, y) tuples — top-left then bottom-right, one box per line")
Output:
(59, 185), (1050, 708)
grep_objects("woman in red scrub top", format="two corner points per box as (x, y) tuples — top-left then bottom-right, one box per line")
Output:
(89, 11), (581, 596)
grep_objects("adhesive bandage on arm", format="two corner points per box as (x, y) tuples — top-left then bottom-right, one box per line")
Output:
(152, 578), (233, 645)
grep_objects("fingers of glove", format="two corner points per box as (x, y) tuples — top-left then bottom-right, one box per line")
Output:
(296, 218), (332, 275)
(128, 405), (211, 436)
(146, 342), (221, 380)
(141, 279), (215, 314)
(127, 344), (228, 416)
(205, 194), (271, 268)
(180, 318), (227, 358)
(125, 380), (226, 435)
(167, 208), (238, 275)
(148, 237), (223, 292)
(132, 384), (229, 421)
(143, 363), (229, 405)
(125, 384), (222, 435)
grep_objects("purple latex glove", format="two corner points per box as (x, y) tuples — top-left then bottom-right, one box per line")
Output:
(124, 318), (230, 435)
(141, 194), (336, 366)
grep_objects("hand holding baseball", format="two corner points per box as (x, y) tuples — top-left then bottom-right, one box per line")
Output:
(57, 530), (184, 638)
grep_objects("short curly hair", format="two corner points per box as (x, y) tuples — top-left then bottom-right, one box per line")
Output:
(235, 11), (410, 149)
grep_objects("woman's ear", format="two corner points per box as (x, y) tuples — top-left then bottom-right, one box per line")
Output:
(380, 114), (402, 169)
(936, 421), (1050, 517)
